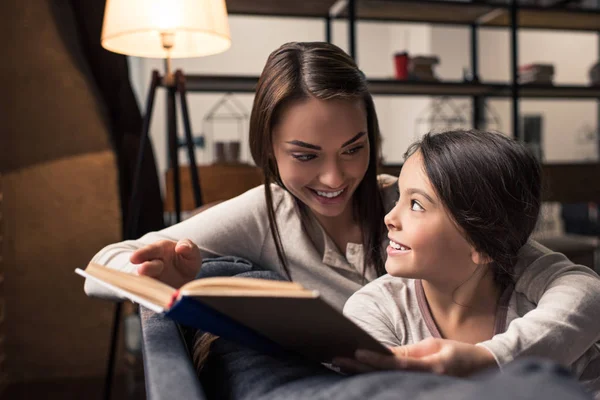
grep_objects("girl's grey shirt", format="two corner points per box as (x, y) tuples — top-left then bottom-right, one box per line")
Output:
(84, 175), (600, 367)
(343, 275), (600, 398)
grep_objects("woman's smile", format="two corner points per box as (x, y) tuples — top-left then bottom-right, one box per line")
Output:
(308, 186), (348, 204)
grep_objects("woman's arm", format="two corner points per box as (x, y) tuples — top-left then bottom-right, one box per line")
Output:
(479, 240), (600, 366)
(84, 185), (273, 299)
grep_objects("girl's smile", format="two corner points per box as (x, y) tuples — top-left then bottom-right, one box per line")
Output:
(387, 237), (412, 256)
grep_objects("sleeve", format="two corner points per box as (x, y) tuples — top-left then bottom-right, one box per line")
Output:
(84, 185), (277, 299)
(479, 240), (600, 367)
(343, 283), (404, 348)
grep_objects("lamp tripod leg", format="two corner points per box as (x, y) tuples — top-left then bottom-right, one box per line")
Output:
(104, 70), (161, 400)
(176, 70), (203, 208)
(167, 85), (182, 223)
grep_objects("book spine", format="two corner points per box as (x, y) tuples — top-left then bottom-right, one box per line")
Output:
(166, 297), (289, 357)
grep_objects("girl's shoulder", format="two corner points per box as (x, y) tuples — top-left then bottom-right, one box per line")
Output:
(352, 274), (415, 303)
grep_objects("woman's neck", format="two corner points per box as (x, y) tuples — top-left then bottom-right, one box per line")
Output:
(312, 203), (362, 254)
(421, 267), (501, 344)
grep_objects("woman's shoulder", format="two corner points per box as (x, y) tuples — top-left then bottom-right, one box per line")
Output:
(378, 173), (398, 188)
(378, 174), (398, 211)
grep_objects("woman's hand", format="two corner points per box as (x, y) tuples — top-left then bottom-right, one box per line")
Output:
(333, 338), (498, 377)
(130, 239), (201, 288)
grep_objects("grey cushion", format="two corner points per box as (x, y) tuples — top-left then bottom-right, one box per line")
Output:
(140, 306), (206, 400)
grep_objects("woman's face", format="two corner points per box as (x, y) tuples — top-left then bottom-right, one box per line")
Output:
(272, 97), (370, 220)
(383, 152), (476, 283)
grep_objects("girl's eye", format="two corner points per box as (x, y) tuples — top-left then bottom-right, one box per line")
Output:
(411, 200), (424, 211)
(292, 154), (316, 162)
(343, 145), (364, 155)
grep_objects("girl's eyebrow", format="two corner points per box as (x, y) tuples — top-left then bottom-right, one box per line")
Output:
(285, 131), (367, 151)
(407, 188), (435, 204)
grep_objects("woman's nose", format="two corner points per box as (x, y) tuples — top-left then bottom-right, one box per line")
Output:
(319, 161), (344, 188)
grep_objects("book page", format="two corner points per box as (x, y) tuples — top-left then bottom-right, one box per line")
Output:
(83, 263), (176, 308)
(180, 276), (312, 297)
(77, 269), (166, 313)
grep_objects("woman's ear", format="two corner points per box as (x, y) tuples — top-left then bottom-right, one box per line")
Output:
(471, 250), (493, 266)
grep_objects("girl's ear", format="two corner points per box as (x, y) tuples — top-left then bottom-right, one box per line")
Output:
(471, 250), (493, 266)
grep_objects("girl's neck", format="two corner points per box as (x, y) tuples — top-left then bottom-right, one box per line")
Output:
(421, 267), (502, 344)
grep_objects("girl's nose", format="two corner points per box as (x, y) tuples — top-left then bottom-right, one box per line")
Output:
(384, 203), (401, 231)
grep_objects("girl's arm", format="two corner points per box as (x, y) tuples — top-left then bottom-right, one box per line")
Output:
(479, 240), (600, 366)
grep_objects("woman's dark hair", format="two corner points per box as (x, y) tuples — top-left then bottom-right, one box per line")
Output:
(249, 41), (386, 279)
(405, 129), (542, 288)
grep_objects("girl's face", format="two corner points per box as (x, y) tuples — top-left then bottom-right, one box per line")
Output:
(272, 97), (370, 220)
(384, 152), (477, 283)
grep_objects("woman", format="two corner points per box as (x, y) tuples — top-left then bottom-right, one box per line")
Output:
(85, 41), (600, 381)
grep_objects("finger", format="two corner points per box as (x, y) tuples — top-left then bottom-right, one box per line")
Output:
(391, 354), (437, 372)
(332, 357), (376, 374)
(130, 241), (171, 264)
(394, 339), (442, 359)
(136, 260), (165, 277)
(355, 350), (410, 371)
(174, 240), (202, 275)
(417, 354), (449, 375)
(174, 239), (200, 260)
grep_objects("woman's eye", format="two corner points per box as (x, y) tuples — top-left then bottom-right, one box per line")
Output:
(292, 154), (316, 162)
(344, 145), (364, 155)
(411, 200), (424, 211)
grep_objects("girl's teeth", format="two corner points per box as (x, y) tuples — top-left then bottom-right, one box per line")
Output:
(316, 189), (344, 198)
(390, 240), (409, 251)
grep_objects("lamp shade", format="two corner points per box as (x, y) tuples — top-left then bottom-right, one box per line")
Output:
(101, 0), (231, 58)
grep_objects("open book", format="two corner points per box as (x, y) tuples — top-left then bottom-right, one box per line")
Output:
(77, 263), (391, 363)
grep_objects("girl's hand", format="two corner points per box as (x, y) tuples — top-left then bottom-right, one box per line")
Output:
(130, 239), (201, 288)
(333, 338), (498, 377)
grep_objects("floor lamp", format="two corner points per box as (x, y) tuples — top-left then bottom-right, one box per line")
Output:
(99, 1), (231, 398)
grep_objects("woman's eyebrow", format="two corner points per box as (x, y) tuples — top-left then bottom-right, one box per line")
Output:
(341, 131), (366, 147)
(285, 140), (321, 150)
(285, 131), (367, 151)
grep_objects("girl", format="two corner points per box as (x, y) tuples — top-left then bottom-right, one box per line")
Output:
(339, 130), (599, 397)
(85, 42), (600, 378)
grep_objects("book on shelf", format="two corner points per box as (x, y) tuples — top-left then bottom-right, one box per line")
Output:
(77, 263), (392, 363)
(519, 63), (555, 76)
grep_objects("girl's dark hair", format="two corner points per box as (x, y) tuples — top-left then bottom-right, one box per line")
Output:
(249, 41), (386, 279)
(405, 129), (542, 288)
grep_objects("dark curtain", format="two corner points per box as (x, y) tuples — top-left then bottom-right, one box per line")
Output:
(58, 0), (165, 238)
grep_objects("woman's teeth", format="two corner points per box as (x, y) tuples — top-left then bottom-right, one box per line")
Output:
(390, 240), (410, 251)
(315, 189), (344, 198)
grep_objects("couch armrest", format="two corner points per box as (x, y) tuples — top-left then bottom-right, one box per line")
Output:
(140, 306), (206, 400)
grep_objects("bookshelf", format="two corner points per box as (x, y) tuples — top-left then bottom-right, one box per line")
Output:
(176, 0), (600, 200)
(223, 0), (600, 31)
(185, 75), (600, 99)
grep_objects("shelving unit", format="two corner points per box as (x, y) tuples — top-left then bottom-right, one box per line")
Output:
(186, 75), (600, 98)
(224, 0), (600, 31)
(189, 0), (600, 128)
(180, 0), (599, 197)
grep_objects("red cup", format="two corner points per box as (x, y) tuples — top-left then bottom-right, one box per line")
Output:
(394, 52), (409, 80)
